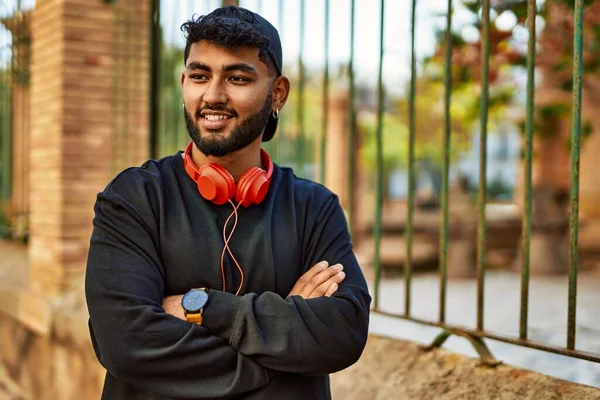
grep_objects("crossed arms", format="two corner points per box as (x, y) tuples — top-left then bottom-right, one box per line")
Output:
(163, 260), (347, 317)
(85, 180), (371, 399)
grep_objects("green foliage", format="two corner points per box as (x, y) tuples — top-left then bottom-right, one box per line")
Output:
(487, 173), (513, 200)
(538, 103), (571, 120)
(359, 77), (485, 175)
(446, 0), (600, 144)
(156, 44), (188, 158)
(359, 114), (408, 175)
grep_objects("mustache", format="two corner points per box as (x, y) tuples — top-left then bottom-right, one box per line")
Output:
(194, 105), (238, 119)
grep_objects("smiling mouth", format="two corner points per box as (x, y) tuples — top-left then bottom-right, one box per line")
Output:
(198, 112), (235, 131)
(203, 114), (232, 121)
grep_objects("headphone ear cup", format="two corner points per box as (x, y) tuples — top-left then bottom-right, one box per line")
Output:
(236, 167), (270, 207)
(197, 164), (236, 205)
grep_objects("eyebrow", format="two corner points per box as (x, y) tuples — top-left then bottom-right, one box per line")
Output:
(186, 62), (258, 75)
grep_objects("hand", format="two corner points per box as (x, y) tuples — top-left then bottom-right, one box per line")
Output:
(162, 294), (186, 320)
(287, 261), (345, 300)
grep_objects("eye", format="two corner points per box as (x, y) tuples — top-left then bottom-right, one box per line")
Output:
(229, 76), (251, 84)
(190, 74), (208, 81)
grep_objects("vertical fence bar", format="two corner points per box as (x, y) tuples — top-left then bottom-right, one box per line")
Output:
(158, 8), (167, 158)
(476, 0), (490, 331)
(567, 0), (584, 351)
(0, 5), (13, 234)
(140, 1), (149, 161)
(15, 0), (24, 235)
(296, 0), (305, 174)
(439, 0), (452, 324)
(9, 0), (16, 229)
(149, 0), (160, 159)
(520, 0), (536, 341)
(319, 0), (329, 185)
(124, 0), (132, 166)
(373, 0), (385, 310)
(405, 0), (417, 317)
(276, 0), (284, 163)
(170, 3), (181, 154)
(117, 0), (126, 169)
(347, 0), (356, 237)
(110, 1), (120, 175)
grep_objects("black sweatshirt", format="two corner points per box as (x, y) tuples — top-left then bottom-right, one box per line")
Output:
(84, 151), (371, 400)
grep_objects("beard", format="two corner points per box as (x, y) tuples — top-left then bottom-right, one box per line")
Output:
(184, 94), (272, 157)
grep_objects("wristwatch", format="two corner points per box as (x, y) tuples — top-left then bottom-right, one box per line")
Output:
(181, 288), (210, 324)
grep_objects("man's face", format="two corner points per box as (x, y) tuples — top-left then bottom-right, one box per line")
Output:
(181, 41), (274, 157)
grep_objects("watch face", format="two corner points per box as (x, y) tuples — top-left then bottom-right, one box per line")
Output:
(182, 289), (208, 313)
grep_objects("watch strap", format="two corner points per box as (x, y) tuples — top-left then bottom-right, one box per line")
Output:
(186, 312), (203, 324)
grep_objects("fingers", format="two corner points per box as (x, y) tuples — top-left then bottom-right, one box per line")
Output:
(306, 269), (345, 299)
(299, 263), (344, 299)
(287, 261), (347, 299)
(287, 261), (329, 299)
(324, 282), (338, 297)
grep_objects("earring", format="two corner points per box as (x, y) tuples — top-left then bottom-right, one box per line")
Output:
(272, 109), (279, 119)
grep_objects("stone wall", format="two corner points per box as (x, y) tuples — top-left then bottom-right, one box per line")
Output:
(0, 308), (104, 400)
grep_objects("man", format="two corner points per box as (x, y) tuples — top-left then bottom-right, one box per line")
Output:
(85, 5), (371, 400)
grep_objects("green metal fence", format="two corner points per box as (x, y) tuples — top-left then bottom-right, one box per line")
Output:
(371, 0), (598, 365)
(149, 0), (600, 368)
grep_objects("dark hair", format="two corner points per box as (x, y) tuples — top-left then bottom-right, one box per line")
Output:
(180, 7), (278, 76)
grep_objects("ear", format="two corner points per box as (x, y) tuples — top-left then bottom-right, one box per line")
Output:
(181, 70), (186, 87)
(271, 75), (290, 112)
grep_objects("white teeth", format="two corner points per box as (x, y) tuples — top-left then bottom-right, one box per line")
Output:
(205, 114), (229, 121)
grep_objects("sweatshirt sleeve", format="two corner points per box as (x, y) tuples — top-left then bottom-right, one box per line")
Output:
(85, 173), (273, 399)
(202, 193), (371, 375)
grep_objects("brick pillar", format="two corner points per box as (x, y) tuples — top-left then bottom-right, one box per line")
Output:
(324, 92), (350, 207)
(28, 0), (150, 297)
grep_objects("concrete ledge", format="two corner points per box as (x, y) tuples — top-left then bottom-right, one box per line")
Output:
(0, 240), (53, 335)
(330, 334), (600, 400)
(0, 285), (54, 335)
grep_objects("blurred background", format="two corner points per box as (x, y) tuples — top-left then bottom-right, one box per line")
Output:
(0, 0), (599, 398)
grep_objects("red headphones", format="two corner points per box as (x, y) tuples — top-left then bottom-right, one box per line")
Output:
(183, 141), (273, 207)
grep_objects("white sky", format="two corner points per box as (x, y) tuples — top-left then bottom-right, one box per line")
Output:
(1, 0), (497, 95)
(160, 0), (482, 95)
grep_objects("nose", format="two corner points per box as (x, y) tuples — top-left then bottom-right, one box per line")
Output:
(202, 79), (227, 105)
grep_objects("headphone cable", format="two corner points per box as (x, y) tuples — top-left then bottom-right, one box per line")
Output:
(220, 200), (245, 295)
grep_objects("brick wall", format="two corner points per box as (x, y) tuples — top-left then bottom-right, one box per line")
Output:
(29, 0), (150, 296)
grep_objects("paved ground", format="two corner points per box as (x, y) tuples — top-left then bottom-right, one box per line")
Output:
(367, 270), (600, 388)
